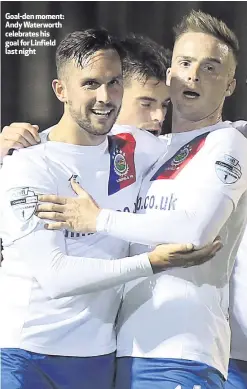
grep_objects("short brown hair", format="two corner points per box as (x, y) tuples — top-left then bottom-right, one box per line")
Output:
(56, 29), (124, 78)
(121, 34), (171, 83)
(174, 10), (239, 63)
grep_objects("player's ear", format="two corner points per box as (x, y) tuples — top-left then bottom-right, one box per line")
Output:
(226, 79), (236, 97)
(52, 79), (68, 103)
(166, 68), (171, 87)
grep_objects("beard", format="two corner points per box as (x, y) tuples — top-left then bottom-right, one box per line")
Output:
(67, 100), (121, 136)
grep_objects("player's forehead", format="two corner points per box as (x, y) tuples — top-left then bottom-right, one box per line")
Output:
(131, 77), (169, 102)
(173, 32), (231, 64)
(67, 49), (122, 80)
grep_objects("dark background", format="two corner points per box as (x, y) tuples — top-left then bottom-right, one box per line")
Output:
(1, 1), (247, 134)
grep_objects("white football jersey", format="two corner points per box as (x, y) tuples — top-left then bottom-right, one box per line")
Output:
(97, 121), (247, 378)
(228, 121), (247, 362)
(0, 124), (166, 357)
(229, 225), (247, 362)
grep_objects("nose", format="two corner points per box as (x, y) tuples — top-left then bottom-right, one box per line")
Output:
(187, 64), (200, 82)
(151, 109), (166, 125)
(96, 84), (110, 104)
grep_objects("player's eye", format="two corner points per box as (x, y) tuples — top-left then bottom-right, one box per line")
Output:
(141, 103), (151, 108)
(180, 61), (190, 67)
(204, 64), (214, 72)
(109, 79), (120, 86)
(83, 80), (98, 88)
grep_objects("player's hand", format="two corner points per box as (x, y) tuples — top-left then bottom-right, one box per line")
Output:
(148, 237), (223, 273)
(37, 179), (100, 232)
(0, 122), (40, 158)
(140, 121), (162, 136)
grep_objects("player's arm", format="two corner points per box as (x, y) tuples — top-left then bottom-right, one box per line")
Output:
(95, 129), (247, 246)
(1, 152), (217, 299)
(0, 123), (40, 160)
(37, 129), (247, 247)
(0, 154), (151, 297)
(10, 229), (221, 298)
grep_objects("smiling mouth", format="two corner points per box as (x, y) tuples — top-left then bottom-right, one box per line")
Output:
(91, 108), (114, 117)
(183, 91), (200, 99)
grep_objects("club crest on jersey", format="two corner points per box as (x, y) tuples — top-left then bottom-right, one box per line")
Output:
(215, 154), (242, 184)
(113, 149), (129, 176)
(151, 132), (209, 181)
(108, 133), (136, 195)
(171, 145), (192, 166)
(9, 187), (38, 221)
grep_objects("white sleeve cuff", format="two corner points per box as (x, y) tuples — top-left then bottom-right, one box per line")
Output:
(120, 252), (153, 279)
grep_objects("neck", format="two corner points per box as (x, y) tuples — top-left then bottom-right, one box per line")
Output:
(48, 113), (106, 146)
(171, 109), (223, 134)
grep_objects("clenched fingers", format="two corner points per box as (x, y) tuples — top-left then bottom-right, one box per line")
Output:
(4, 123), (40, 145)
(1, 140), (25, 150)
(9, 123), (40, 143)
(4, 134), (31, 148)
